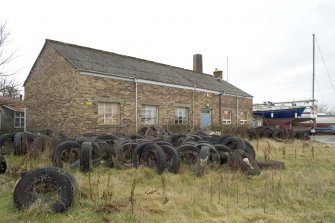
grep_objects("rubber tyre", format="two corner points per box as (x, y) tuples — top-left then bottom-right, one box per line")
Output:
(121, 142), (139, 164)
(256, 160), (285, 170)
(80, 142), (92, 172)
(177, 144), (200, 165)
(76, 138), (103, 166)
(217, 135), (233, 144)
(272, 129), (284, 140)
(208, 134), (221, 144)
(196, 146), (210, 177)
(136, 139), (153, 144)
(160, 144), (180, 174)
(196, 143), (220, 167)
(176, 144), (200, 153)
(131, 143), (165, 174)
(154, 140), (173, 147)
(214, 144), (232, 153)
(28, 135), (50, 158)
(229, 149), (261, 175)
(243, 140), (256, 160)
(96, 141), (116, 167)
(14, 132), (24, 155)
(168, 134), (185, 146)
(214, 144), (232, 164)
(52, 141), (81, 168)
(221, 136), (246, 151)
(0, 153), (6, 174)
(144, 126), (158, 137)
(13, 167), (74, 212)
(263, 127), (273, 138)
(0, 132), (15, 147)
(93, 134), (119, 144)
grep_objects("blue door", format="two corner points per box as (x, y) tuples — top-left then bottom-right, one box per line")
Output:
(200, 109), (211, 129)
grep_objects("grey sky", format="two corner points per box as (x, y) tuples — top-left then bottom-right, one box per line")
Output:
(1, 0), (335, 108)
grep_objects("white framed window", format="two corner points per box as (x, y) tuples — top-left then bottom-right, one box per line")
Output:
(175, 107), (188, 125)
(222, 110), (231, 125)
(222, 119), (231, 125)
(240, 120), (248, 125)
(98, 102), (120, 125)
(239, 111), (248, 125)
(141, 105), (158, 125)
(14, 112), (24, 128)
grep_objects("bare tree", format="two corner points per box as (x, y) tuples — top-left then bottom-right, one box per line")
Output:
(0, 22), (20, 98)
(0, 22), (15, 76)
(317, 103), (330, 114)
(0, 75), (20, 98)
(329, 106), (335, 115)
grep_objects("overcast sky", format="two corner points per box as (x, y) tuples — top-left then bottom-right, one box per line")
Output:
(1, 0), (335, 109)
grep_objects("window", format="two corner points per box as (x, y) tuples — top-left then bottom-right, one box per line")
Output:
(240, 120), (248, 125)
(14, 112), (24, 128)
(222, 119), (231, 125)
(141, 105), (158, 125)
(222, 110), (231, 125)
(98, 102), (120, 125)
(175, 107), (188, 124)
(239, 111), (248, 125)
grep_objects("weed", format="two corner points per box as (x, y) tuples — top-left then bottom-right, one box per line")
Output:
(130, 171), (137, 214)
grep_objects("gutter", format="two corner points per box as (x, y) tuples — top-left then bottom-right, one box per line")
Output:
(80, 70), (253, 99)
(134, 77), (138, 133)
(236, 94), (239, 126)
(215, 90), (225, 127)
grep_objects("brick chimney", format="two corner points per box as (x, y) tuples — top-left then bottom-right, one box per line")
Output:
(213, 68), (223, 79)
(193, 54), (203, 73)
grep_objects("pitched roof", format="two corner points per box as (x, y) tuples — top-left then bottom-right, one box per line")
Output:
(45, 39), (252, 98)
(0, 96), (24, 112)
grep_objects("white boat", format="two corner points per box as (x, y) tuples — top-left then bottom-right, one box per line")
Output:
(315, 113), (335, 127)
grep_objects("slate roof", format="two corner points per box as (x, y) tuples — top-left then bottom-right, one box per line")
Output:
(0, 96), (24, 112)
(45, 39), (252, 98)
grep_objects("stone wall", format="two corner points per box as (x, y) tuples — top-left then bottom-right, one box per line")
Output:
(24, 44), (253, 136)
(24, 44), (82, 136)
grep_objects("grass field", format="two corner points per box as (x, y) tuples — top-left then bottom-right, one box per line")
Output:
(1, 139), (335, 223)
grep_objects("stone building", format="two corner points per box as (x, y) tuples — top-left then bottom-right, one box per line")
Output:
(24, 40), (253, 135)
(0, 96), (24, 133)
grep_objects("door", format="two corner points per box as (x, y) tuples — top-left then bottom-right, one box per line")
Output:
(200, 109), (211, 129)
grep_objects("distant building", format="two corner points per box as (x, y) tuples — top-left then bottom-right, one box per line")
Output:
(24, 40), (253, 135)
(0, 96), (24, 133)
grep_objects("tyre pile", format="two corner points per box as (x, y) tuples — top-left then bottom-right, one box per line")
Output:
(247, 126), (310, 141)
(50, 127), (286, 176)
(0, 127), (287, 213)
(0, 128), (288, 177)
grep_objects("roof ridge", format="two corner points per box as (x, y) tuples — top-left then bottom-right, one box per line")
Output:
(46, 39), (216, 78)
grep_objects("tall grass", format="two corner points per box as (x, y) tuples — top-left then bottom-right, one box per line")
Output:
(1, 139), (335, 222)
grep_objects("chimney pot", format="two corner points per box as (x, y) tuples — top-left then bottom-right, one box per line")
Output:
(193, 54), (203, 73)
(213, 69), (223, 79)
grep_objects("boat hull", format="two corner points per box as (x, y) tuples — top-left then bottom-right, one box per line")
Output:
(253, 107), (306, 119)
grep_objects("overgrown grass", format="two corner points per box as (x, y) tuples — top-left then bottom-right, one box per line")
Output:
(1, 139), (335, 222)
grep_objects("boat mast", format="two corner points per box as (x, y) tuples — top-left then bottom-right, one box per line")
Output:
(312, 34), (315, 107)
(312, 34), (317, 128)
